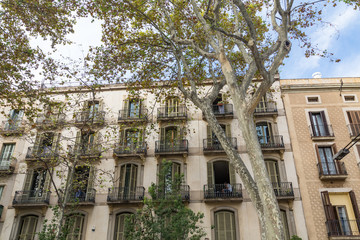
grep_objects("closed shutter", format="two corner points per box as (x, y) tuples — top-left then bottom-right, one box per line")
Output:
(315, 144), (323, 175)
(33, 133), (42, 156)
(130, 165), (138, 197)
(1, 144), (15, 163)
(74, 131), (81, 155)
(207, 162), (214, 185)
(119, 128), (125, 146)
(23, 169), (34, 191)
(51, 133), (60, 156)
(114, 213), (131, 240)
(225, 124), (231, 138)
(123, 99), (129, 118)
(229, 163), (236, 185)
(215, 211), (236, 240)
(17, 215), (38, 240)
(349, 191), (360, 219)
(86, 167), (95, 201)
(172, 162), (181, 180)
(114, 165), (120, 188)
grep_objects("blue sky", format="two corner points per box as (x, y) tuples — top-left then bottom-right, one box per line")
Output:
(31, 3), (360, 81)
(280, 3), (360, 79)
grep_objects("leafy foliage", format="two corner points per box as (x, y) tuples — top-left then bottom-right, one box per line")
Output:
(124, 160), (206, 240)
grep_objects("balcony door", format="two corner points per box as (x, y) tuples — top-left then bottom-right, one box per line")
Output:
(65, 214), (85, 240)
(317, 146), (337, 175)
(165, 98), (179, 116)
(7, 109), (23, 130)
(309, 111), (329, 136)
(119, 164), (138, 200)
(214, 211), (236, 240)
(124, 129), (140, 147)
(128, 99), (140, 118)
(0, 143), (15, 169)
(347, 111), (360, 136)
(73, 166), (91, 201)
(265, 160), (280, 194)
(256, 122), (273, 144)
(23, 168), (50, 201)
(206, 125), (230, 149)
(16, 215), (38, 240)
(160, 126), (183, 151)
(80, 131), (96, 154)
(207, 161), (235, 193)
(87, 101), (99, 119)
(114, 212), (133, 240)
(163, 162), (181, 195)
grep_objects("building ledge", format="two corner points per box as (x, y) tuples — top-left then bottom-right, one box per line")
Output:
(320, 175), (348, 181)
(329, 236), (360, 240)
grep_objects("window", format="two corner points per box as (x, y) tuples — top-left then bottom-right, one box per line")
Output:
(65, 214), (85, 240)
(256, 122), (273, 144)
(118, 164), (138, 200)
(165, 98), (180, 116)
(0, 186), (4, 200)
(343, 95), (357, 102)
(23, 168), (50, 200)
(114, 212), (133, 240)
(72, 166), (95, 202)
(309, 111), (331, 137)
(205, 124), (231, 149)
(88, 100), (99, 118)
(0, 143), (15, 169)
(321, 191), (360, 236)
(347, 111), (360, 136)
(159, 126), (185, 151)
(207, 161), (236, 197)
(5, 109), (24, 130)
(280, 210), (290, 240)
(75, 131), (101, 155)
(16, 215), (39, 240)
(214, 211), (236, 240)
(127, 99), (141, 118)
(316, 145), (344, 175)
(163, 162), (181, 194)
(306, 96), (320, 103)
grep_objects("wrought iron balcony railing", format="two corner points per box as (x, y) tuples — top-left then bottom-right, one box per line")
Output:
(118, 108), (148, 121)
(204, 183), (242, 199)
(26, 146), (59, 160)
(74, 111), (105, 124)
(155, 185), (190, 201)
(317, 161), (347, 177)
(309, 124), (334, 138)
(107, 186), (145, 202)
(258, 135), (284, 149)
(0, 157), (14, 172)
(36, 113), (66, 128)
(68, 188), (96, 203)
(348, 123), (360, 137)
(155, 140), (188, 153)
(157, 106), (187, 119)
(113, 142), (147, 156)
(255, 102), (278, 114)
(13, 190), (51, 205)
(212, 104), (233, 116)
(326, 219), (360, 236)
(272, 182), (294, 198)
(0, 120), (24, 135)
(203, 138), (237, 152)
(69, 144), (102, 157)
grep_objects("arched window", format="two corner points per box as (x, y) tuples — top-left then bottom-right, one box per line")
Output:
(65, 213), (85, 240)
(114, 212), (133, 240)
(214, 210), (236, 240)
(16, 215), (38, 240)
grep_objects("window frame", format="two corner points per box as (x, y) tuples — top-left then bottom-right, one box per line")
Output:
(210, 207), (240, 240)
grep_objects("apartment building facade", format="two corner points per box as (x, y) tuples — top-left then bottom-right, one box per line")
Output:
(280, 77), (360, 240)
(0, 81), (308, 240)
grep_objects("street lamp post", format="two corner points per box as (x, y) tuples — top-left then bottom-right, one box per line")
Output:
(333, 132), (360, 160)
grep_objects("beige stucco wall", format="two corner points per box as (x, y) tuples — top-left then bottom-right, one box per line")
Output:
(280, 77), (360, 240)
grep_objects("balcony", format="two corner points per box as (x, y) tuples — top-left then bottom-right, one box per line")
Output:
(155, 140), (188, 155)
(74, 111), (105, 126)
(69, 144), (102, 159)
(113, 142), (147, 158)
(318, 162), (348, 181)
(35, 113), (66, 129)
(258, 135), (284, 150)
(309, 124), (335, 140)
(118, 108), (148, 123)
(13, 190), (50, 207)
(211, 104), (234, 119)
(25, 146), (59, 161)
(155, 185), (190, 201)
(348, 124), (360, 137)
(204, 183), (242, 202)
(273, 182), (294, 200)
(157, 106), (187, 121)
(326, 219), (360, 239)
(107, 186), (145, 203)
(254, 102), (278, 117)
(0, 120), (24, 136)
(67, 188), (96, 205)
(203, 138), (237, 155)
(0, 157), (15, 174)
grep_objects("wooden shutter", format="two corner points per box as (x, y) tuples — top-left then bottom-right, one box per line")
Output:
(215, 211), (236, 240)
(160, 127), (166, 141)
(8, 109), (14, 119)
(265, 160), (280, 184)
(74, 131), (81, 154)
(119, 165), (126, 188)
(320, 111), (329, 135)
(321, 191), (336, 221)
(207, 162), (214, 185)
(33, 133), (42, 155)
(347, 111), (360, 124)
(114, 165), (120, 187)
(123, 99), (129, 118)
(115, 213), (131, 240)
(315, 144), (323, 174)
(225, 124), (231, 138)
(86, 167), (95, 200)
(119, 128), (125, 145)
(349, 191), (360, 220)
(43, 169), (51, 190)
(23, 169), (34, 191)
(18, 110), (24, 121)
(172, 162), (181, 180)
(51, 133), (60, 154)
(229, 163), (236, 185)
